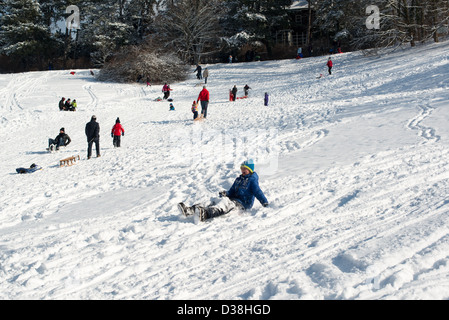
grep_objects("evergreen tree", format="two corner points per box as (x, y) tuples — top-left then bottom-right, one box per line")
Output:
(222, 0), (292, 58)
(0, 0), (57, 69)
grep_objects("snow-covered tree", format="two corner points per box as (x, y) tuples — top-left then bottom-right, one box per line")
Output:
(0, 0), (57, 69)
(222, 0), (292, 58)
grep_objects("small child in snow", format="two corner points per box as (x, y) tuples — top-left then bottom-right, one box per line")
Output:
(191, 100), (199, 119)
(169, 103), (175, 111)
(178, 159), (269, 222)
(111, 117), (125, 147)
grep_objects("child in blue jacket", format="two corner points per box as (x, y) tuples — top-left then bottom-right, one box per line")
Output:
(178, 159), (268, 222)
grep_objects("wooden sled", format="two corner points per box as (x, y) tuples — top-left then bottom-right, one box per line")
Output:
(60, 155), (80, 167)
(194, 115), (204, 122)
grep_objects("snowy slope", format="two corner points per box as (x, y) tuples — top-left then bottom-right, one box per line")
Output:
(1, 41), (449, 300)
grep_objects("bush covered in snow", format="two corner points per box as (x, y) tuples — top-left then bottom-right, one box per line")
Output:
(97, 46), (189, 84)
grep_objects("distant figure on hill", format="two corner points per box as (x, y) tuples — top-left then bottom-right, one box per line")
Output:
(327, 57), (333, 75)
(111, 117), (124, 148)
(194, 64), (202, 80)
(231, 85), (237, 101)
(203, 68), (209, 84)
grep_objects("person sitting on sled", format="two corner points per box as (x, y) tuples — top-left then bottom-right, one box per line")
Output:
(178, 159), (269, 222)
(48, 127), (71, 151)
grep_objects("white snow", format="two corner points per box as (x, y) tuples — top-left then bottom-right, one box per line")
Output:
(1, 41), (449, 300)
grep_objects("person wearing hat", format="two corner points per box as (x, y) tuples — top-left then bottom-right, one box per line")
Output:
(111, 117), (125, 148)
(85, 115), (100, 159)
(48, 127), (71, 151)
(191, 100), (199, 120)
(178, 159), (268, 222)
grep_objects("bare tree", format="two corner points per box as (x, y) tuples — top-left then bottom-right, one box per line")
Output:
(155, 0), (225, 64)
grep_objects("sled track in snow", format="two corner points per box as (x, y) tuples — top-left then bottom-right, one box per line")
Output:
(83, 84), (98, 110)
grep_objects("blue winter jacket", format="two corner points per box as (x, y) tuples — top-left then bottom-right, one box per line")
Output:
(227, 172), (268, 209)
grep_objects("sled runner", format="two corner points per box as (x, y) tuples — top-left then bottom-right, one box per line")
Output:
(236, 96), (248, 99)
(60, 155), (80, 167)
(16, 163), (42, 174)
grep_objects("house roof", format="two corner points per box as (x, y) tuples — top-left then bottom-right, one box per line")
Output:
(289, 0), (310, 10)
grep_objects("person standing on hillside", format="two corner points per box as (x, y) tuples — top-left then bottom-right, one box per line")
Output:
(194, 64), (202, 80)
(111, 117), (125, 148)
(231, 85), (238, 101)
(162, 83), (171, 99)
(177, 159), (269, 222)
(85, 115), (100, 159)
(244, 84), (251, 97)
(203, 68), (209, 84)
(327, 57), (333, 75)
(197, 86), (210, 119)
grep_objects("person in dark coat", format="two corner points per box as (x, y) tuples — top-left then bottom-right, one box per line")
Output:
(231, 85), (238, 101)
(64, 98), (72, 110)
(244, 84), (251, 96)
(59, 97), (66, 111)
(194, 64), (202, 80)
(48, 127), (71, 151)
(85, 115), (100, 159)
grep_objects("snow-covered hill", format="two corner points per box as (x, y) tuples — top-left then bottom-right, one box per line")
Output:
(1, 41), (449, 300)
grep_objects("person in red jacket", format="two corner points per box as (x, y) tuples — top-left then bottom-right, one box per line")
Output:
(197, 86), (210, 118)
(111, 117), (125, 147)
(327, 57), (333, 75)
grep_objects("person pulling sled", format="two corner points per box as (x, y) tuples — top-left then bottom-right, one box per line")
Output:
(178, 159), (269, 222)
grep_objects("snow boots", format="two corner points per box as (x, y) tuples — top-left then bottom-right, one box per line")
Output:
(178, 202), (209, 221)
(178, 202), (195, 217)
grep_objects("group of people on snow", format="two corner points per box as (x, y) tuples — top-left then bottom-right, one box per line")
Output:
(230, 84), (251, 101)
(58, 97), (77, 111)
(48, 114), (125, 160)
(194, 64), (209, 84)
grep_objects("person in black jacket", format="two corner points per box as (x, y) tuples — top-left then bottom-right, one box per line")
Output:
(59, 97), (66, 111)
(85, 115), (100, 159)
(48, 127), (71, 151)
